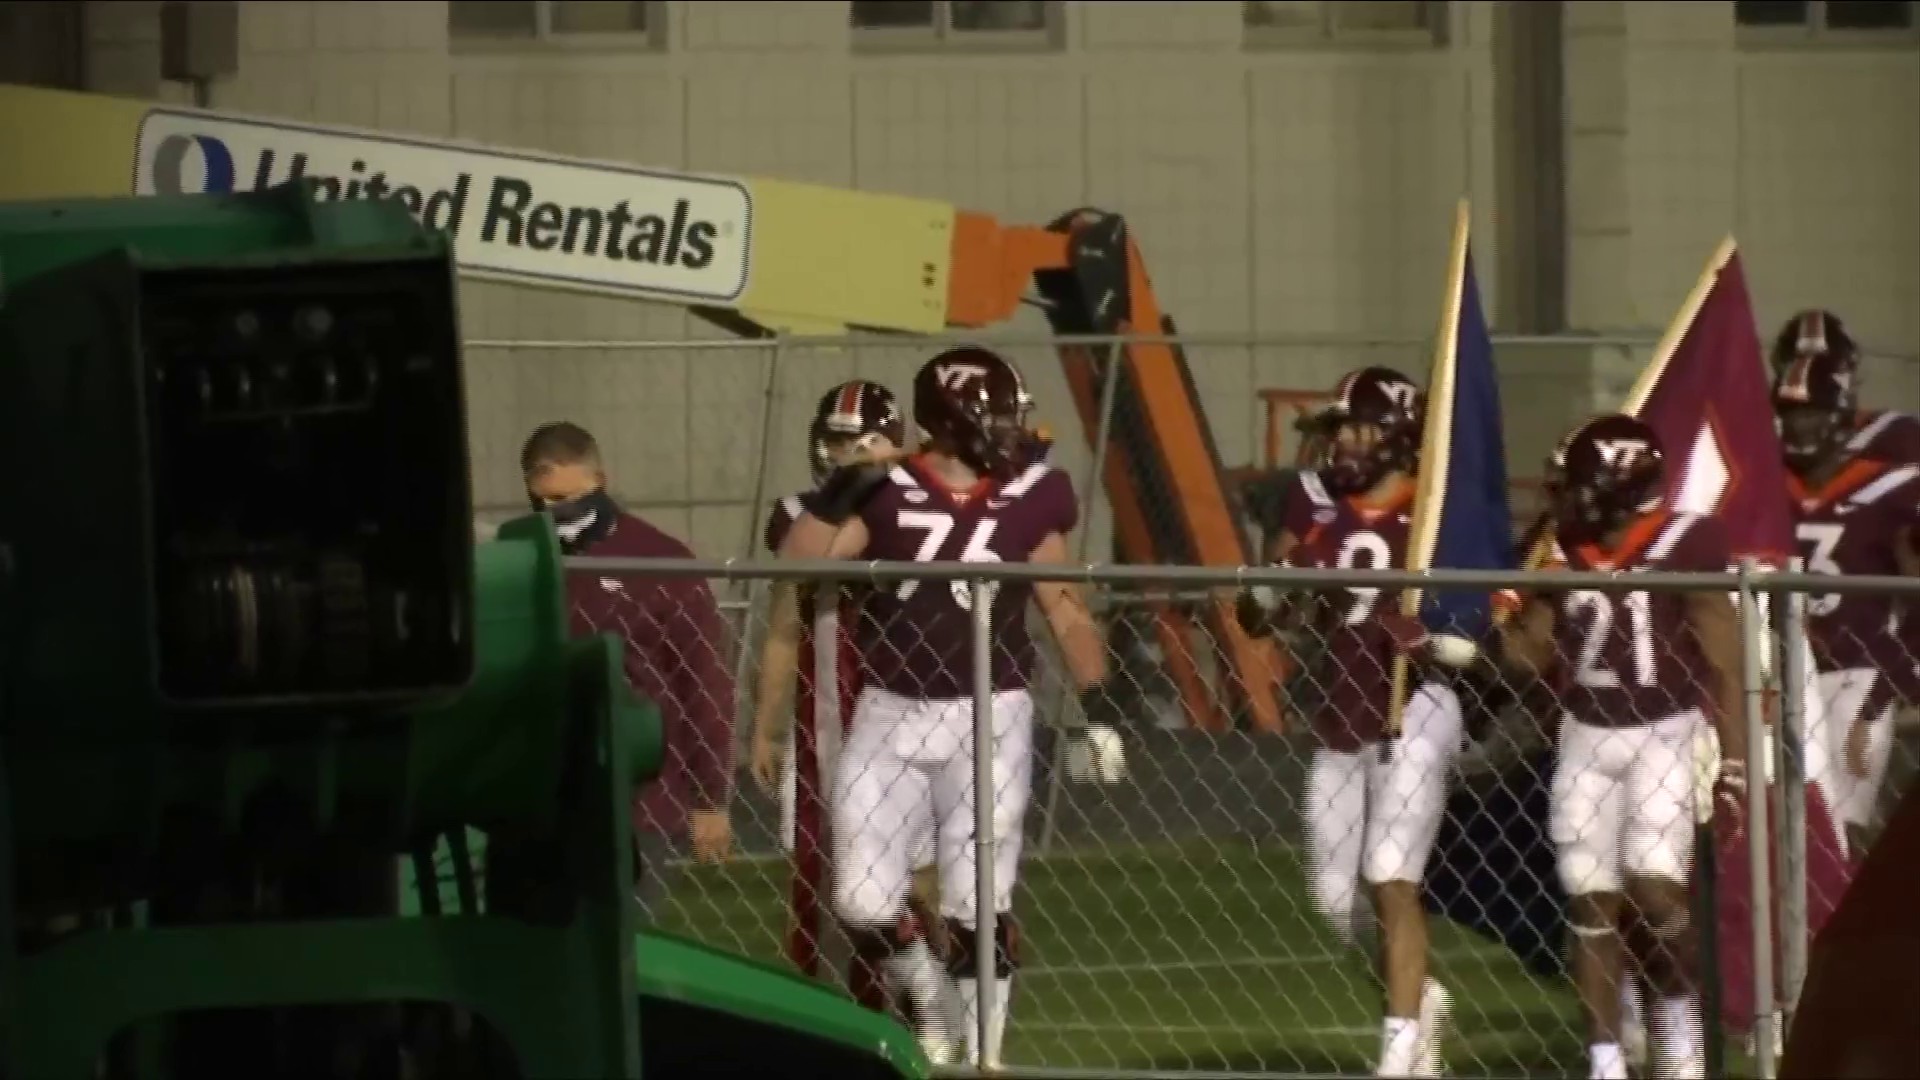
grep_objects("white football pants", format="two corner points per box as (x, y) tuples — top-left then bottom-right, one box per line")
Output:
(782, 735), (935, 870)
(1304, 681), (1463, 941)
(832, 687), (1033, 928)
(1552, 710), (1702, 896)
(1816, 667), (1898, 832)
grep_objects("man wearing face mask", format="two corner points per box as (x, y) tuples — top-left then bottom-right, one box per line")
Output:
(521, 421), (736, 916)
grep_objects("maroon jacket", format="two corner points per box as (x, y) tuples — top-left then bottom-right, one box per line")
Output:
(566, 511), (734, 839)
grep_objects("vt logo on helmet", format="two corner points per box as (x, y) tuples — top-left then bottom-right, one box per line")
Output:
(1303, 366), (1424, 495)
(913, 346), (1033, 481)
(1547, 414), (1667, 543)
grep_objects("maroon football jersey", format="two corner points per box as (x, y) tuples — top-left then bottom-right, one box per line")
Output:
(1848, 410), (1920, 465)
(855, 457), (1077, 700)
(1788, 459), (1920, 672)
(1549, 511), (1730, 729)
(1280, 470), (1415, 751)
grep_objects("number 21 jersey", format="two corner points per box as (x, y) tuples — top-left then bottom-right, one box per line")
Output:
(1551, 511), (1729, 729)
(857, 457), (1078, 700)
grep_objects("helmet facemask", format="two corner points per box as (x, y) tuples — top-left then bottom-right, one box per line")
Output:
(1775, 404), (1846, 476)
(949, 386), (1031, 481)
(1545, 452), (1664, 546)
(811, 429), (885, 486)
(1321, 417), (1386, 495)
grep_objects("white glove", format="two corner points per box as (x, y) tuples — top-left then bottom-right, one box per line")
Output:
(1428, 633), (1481, 669)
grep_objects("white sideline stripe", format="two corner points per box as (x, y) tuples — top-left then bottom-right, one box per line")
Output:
(1021, 946), (1483, 979)
(1017, 1020), (1379, 1040)
(668, 841), (1303, 871)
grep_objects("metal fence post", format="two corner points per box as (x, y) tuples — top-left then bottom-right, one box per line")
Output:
(729, 337), (786, 756)
(1776, 584), (1811, 1025)
(1039, 346), (1125, 856)
(741, 334), (784, 562)
(1738, 559), (1778, 1080)
(971, 575), (1000, 1072)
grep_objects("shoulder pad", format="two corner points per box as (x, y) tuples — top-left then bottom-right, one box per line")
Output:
(1000, 462), (1054, 500)
(1296, 470), (1335, 508)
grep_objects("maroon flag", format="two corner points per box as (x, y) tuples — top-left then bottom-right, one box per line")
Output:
(1626, 241), (1852, 1032)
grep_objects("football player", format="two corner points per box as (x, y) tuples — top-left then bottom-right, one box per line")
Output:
(748, 380), (960, 1057)
(1235, 366), (1463, 1078)
(1774, 349), (1920, 859)
(1496, 414), (1747, 1080)
(1771, 309), (1920, 466)
(776, 346), (1116, 1066)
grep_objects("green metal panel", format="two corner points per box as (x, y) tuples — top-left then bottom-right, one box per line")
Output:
(0, 181), (923, 1079)
(0, 182), (445, 290)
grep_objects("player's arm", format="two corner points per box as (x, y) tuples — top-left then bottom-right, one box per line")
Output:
(1686, 582), (1750, 781)
(1031, 531), (1107, 690)
(1897, 523), (1920, 577)
(776, 457), (894, 560)
(1685, 515), (1750, 788)
(1492, 593), (1559, 679)
(1267, 528), (1301, 565)
(777, 513), (870, 560)
(748, 581), (804, 790)
(1236, 526), (1324, 637)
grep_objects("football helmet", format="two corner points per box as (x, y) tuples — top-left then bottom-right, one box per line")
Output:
(912, 346), (1033, 481)
(1546, 414), (1666, 543)
(1304, 366), (1424, 495)
(809, 380), (904, 484)
(1770, 308), (1859, 379)
(1773, 348), (1857, 473)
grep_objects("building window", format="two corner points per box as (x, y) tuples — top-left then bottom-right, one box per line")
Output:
(449, 1), (664, 49)
(1735, 1), (1917, 40)
(851, 1), (1061, 50)
(1244, 1), (1450, 46)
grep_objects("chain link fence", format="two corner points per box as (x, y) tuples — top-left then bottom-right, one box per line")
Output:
(546, 551), (1917, 1080)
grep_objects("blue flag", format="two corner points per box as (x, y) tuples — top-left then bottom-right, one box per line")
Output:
(1403, 202), (1513, 640)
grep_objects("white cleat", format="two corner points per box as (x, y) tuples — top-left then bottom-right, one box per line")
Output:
(1622, 1016), (1648, 1075)
(1739, 1012), (1783, 1072)
(919, 1032), (958, 1067)
(1412, 978), (1451, 1077)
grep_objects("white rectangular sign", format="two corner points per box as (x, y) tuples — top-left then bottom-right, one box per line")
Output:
(134, 109), (754, 305)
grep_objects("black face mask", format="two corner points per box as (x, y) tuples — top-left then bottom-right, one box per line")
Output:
(533, 488), (619, 553)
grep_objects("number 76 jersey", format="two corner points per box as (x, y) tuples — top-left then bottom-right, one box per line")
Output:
(856, 458), (1078, 701)
(1551, 511), (1731, 729)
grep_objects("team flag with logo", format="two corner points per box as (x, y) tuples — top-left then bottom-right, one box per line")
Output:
(1392, 201), (1514, 713)
(1609, 239), (1852, 1033)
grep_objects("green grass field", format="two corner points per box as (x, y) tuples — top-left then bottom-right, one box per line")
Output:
(654, 840), (1602, 1077)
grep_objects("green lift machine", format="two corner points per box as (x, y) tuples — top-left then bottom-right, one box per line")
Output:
(0, 182), (928, 1080)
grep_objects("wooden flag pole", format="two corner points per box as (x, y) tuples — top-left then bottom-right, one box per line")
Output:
(1622, 236), (1740, 416)
(1388, 198), (1473, 734)
(1517, 235), (1741, 574)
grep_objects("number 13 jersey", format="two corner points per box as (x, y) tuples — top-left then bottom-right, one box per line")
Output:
(1549, 510), (1730, 729)
(857, 457), (1078, 700)
(1787, 460), (1920, 674)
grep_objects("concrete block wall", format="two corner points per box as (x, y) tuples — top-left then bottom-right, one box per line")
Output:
(1563, 0), (1919, 352)
(65, 0), (1918, 556)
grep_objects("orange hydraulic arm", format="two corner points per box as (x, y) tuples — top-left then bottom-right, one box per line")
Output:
(943, 209), (1282, 733)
